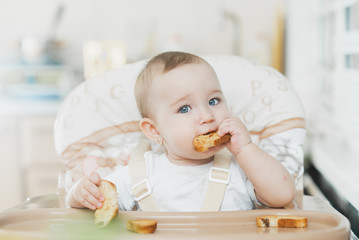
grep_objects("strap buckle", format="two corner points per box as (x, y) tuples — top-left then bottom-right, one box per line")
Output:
(132, 179), (152, 201)
(209, 167), (230, 184)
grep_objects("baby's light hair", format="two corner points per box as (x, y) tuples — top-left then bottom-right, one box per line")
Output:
(135, 51), (206, 118)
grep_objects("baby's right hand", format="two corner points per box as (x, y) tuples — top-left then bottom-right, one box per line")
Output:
(70, 172), (105, 210)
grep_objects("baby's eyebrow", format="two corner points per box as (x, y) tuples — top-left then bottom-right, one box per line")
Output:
(206, 89), (224, 97)
(169, 89), (223, 107)
(170, 94), (190, 107)
(212, 89), (223, 95)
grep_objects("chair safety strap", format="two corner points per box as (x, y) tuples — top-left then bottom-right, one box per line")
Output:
(201, 148), (231, 211)
(128, 141), (159, 211)
(128, 141), (231, 211)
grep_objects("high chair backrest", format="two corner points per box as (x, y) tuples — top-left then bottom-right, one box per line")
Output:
(54, 55), (305, 208)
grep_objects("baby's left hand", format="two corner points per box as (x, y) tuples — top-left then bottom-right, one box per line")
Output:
(217, 117), (252, 156)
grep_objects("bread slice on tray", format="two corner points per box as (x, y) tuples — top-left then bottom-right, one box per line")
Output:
(95, 180), (119, 228)
(256, 215), (307, 228)
(127, 219), (158, 234)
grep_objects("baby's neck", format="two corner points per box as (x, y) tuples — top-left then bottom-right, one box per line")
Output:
(166, 154), (214, 166)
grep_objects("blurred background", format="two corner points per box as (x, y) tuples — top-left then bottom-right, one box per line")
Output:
(0, 0), (358, 234)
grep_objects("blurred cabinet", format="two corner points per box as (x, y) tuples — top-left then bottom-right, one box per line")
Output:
(0, 114), (62, 212)
(20, 116), (62, 198)
(0, 118), (22, 211)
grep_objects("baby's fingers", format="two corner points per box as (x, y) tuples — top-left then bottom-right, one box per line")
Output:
(89, 172), (101, 185)
(86, 175), (104, 201)
(86, 179), (104, 202)
(80, 187), (103, 210)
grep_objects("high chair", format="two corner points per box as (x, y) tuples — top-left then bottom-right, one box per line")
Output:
(0, 55), (351, 240)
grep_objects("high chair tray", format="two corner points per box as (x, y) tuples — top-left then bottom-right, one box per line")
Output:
(0, 208), (350, 240)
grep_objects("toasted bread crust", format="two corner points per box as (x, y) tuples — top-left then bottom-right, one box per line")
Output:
(193, 131), (231, 152)
(256, 215), (307, 228)
(95, 180), (119, 228)
(127, 219), (158, 234)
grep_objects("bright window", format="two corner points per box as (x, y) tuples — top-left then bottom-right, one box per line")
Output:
(287, 0), (359, 211)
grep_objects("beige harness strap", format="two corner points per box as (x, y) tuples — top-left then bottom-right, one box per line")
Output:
(129, 141), (231, 212)
(129, 141), (159, 211)
(201, 148), (232, 211)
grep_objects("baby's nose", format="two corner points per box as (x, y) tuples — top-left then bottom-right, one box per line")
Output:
(199, 108), (215, 124)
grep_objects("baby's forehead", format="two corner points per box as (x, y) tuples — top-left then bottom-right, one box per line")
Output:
(158, 61), (215, 78)
(153, 64), (221, 94)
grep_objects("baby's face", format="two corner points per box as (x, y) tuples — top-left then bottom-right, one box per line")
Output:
(150, 62), (231, 163)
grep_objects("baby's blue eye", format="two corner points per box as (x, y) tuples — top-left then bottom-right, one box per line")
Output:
(178, 105), (191, 113)
(209, 98), (219, 106)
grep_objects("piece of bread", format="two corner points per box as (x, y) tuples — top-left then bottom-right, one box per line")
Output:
(127, 219), (158, 234)
(256, 215), (307, 228)
(193, 131), (231, 152)
(95, 180), (119, 228)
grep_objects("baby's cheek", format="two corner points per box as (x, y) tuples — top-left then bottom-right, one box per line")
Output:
(221, 105), (232, 118)
(177, 133), (193, 151)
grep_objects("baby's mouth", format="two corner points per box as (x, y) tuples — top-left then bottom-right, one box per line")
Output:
(200, 129), (217, 137)
(193, 130), (231, 152)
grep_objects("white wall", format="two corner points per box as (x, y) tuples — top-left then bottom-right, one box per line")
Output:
(0, 0), (285, 72)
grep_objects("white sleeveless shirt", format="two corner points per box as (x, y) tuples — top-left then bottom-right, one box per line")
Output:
(105, 128), (305, 212)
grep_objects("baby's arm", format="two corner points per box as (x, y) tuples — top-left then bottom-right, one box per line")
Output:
(218, 117), (295, 207)
(67, 172), (105, 210)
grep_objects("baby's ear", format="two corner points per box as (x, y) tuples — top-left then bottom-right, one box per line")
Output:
(140, 118), (161, 143)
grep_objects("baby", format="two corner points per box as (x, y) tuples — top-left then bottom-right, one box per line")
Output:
(67, 51), (299, 211)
